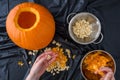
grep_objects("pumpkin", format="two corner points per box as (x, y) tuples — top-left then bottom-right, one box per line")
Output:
(6, 2), (55, 50)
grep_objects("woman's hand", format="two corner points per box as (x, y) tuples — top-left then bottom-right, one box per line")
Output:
(26, 51), (57, 80)
(100, 67), (115, 80)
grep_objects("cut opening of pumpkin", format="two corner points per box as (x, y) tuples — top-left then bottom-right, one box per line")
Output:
(18, 11), (36, 29)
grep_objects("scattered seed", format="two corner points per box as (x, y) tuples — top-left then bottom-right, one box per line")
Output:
(47, 55), (51, 60)
(65, 49), (71, 58)
(54, 69), (57, 71)
(66, 66), (70, 70)
(28, 61), (32, 64)
(44, 48), (52, 52)
(33, 50), (38, 53)
(72, 55), (76, 59)
(40, 50), (43, 53)
(56, 71), (59, 74)
(18, 61), (24, 66)
(32, 52), (36, 56)
(28, 51), (33, 55)
(56, 42), (61, 47)
(53, 73), (55, 76)
(52, 40), (56, 44)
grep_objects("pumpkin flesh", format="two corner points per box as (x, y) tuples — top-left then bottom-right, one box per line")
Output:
(18, 11), (36, 29)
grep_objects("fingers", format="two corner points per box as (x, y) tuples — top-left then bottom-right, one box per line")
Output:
(48, 56), (56, 64)
(95, 67), (112, 74)
(45, 51), (57, 64)
(103, 72), (113, 80)
(44, 51), (57, 57)
(44, 51), (57, 64)
(100, 67), (113, 73)
(35, 55), (48, 67)
(100, 77), (104, 80)
(99, 67), (115, 80)
(28, 51), (57, 79)
(35, 53), (46, 63)
(112, 76), (115, 80)
(36, 54), (55, 69)
(34, 51), (57, 65)
(35, 51), (56, 63)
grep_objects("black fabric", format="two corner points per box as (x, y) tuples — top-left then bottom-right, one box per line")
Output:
(0, 0), (33, 80)
(0, 47), (29, 80)
(0, 0), (120, 80)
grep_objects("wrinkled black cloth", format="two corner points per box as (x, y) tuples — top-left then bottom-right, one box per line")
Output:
(0, 0), (120, 80)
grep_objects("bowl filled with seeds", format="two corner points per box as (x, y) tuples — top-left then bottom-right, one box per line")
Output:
(67, 12), (103, 45)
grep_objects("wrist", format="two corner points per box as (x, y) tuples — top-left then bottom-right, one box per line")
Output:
(26, 73), (39, 80)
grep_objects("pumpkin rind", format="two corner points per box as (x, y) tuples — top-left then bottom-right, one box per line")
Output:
(6, 2), (55, 50)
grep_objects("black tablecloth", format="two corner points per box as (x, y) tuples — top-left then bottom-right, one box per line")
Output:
(0, 0), (120, 80)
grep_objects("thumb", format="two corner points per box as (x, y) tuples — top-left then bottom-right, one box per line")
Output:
(103, 72), (113, 80)
(35, 55), (47, 66)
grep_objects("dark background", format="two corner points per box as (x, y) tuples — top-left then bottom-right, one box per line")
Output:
(0, 0), (120, 80)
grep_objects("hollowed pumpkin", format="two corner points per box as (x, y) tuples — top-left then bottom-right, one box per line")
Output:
(6, 2), (55, 50)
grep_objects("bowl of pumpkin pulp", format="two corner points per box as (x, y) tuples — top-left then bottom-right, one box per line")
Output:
(80, 50), (116, 80)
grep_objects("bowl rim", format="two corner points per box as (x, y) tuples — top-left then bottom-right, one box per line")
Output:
(68, 12), (101, 45)
(80, 50), (116, 80)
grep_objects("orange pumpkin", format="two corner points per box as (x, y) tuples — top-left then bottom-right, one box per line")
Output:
(6, 2), (55, 50)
